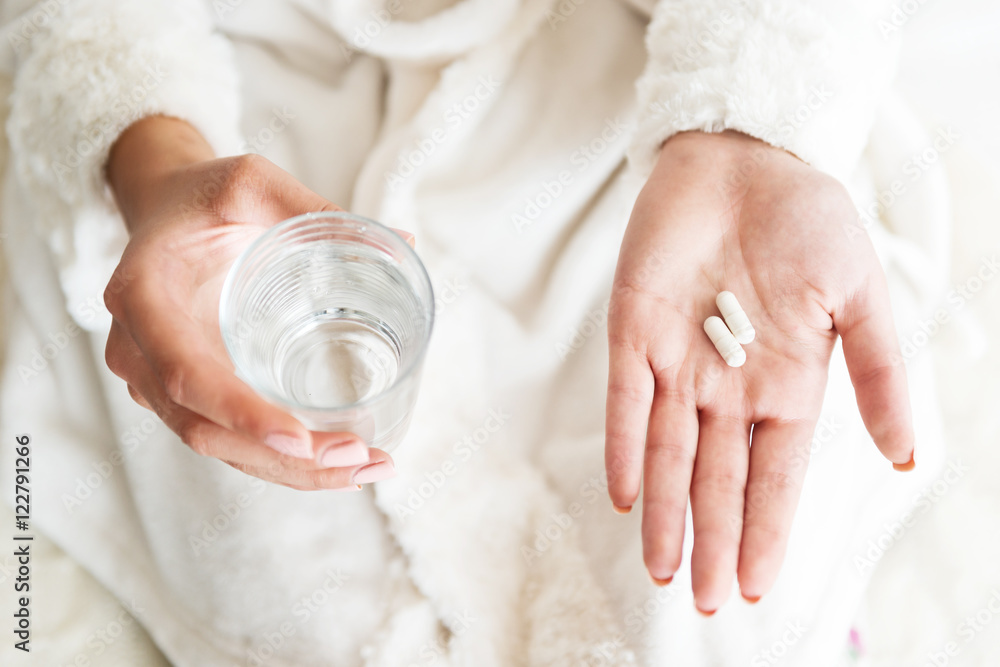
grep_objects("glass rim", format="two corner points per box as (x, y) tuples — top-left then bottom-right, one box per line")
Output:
(219, 210), (435, 415)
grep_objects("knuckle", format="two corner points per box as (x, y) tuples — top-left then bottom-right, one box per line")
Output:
(695, 472), (747, 500)
(103, 283), (120, 317)
(262, 456), (292, 480)
(230, 152), (270, 174)
(226, 460), (253, 476)
(642, 493), (688, 519)
(103, 269), (131, 317)
(161, 363), (190, 405)
(312, 201), (339, 213)
(228, 406), (264, 440)
(661, 387), (696, 410)
(308, 468), (355, 491)
(178, 421), (210, 456)
(607, 381), (651, 406)
(744, 520), (786, 545)
(104, 339), (125, 378)
(606, 446), (641, 476)
(126, 384), (148, 408)
(604, 430), (644, 475)
(852, 363), (895, 391)
(607, 327), (648, 355)
(646, 441), (696, 470)
(209, 154), (273, 215)
(224, 153), (271, 190)
(755, 470), (798, 495)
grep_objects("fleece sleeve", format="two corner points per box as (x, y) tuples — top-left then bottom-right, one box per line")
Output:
(628, 0), (901, 183)
(3, 0), (242, 320)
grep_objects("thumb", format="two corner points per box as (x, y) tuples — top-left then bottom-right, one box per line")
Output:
(262, 164), (342, 220)
(833, 269), (915, 470)
(262, 165), (415, 247)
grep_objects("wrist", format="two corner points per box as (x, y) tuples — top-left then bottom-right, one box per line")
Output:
(653, 130), (804, 198)
(107, 116), (215, 229)
(659, 130), (775, 164)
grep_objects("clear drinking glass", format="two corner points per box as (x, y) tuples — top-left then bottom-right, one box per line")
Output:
(219, 211), (434, 452)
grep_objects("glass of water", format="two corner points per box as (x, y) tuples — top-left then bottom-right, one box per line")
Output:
(219, 211), (434, 452)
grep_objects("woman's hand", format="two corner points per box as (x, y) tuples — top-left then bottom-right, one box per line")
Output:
(606, 131), (914, 612)
(104, 116), (398, 490)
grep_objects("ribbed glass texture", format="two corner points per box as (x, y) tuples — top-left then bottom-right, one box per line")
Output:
(220, 212), (434, 452)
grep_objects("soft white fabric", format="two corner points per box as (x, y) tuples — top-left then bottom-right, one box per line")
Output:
(0, 1), (950, 666)
(629, 0), (900, 184)
(3, 0), (243, 327)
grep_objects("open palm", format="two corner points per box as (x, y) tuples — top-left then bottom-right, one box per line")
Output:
(605, 131), (914, 613)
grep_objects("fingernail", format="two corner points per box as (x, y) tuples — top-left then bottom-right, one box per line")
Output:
(651, 575), (673, 587)
(265, 432), (311, 459)
(352, 460), (396, 484)
(893, 451), (915, 472)
(318, 439), (369, 468)
(696, 606), (717, 617)
(742, 593), (761, 604)
(612, 504), (632, 515)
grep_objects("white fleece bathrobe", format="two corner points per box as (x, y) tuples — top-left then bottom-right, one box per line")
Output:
(0, 0), (951, 665)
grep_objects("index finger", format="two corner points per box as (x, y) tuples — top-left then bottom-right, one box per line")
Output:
(834, 274), (915, 469)
(124, 278), (314, 458)
(605, 338), (654, 512)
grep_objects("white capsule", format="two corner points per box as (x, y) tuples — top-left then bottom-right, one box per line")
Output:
(704, 316), (746, 367)
(716, 291), (755, 344)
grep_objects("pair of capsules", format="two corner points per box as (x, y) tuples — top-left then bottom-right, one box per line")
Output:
(703, 291), (755, 367)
